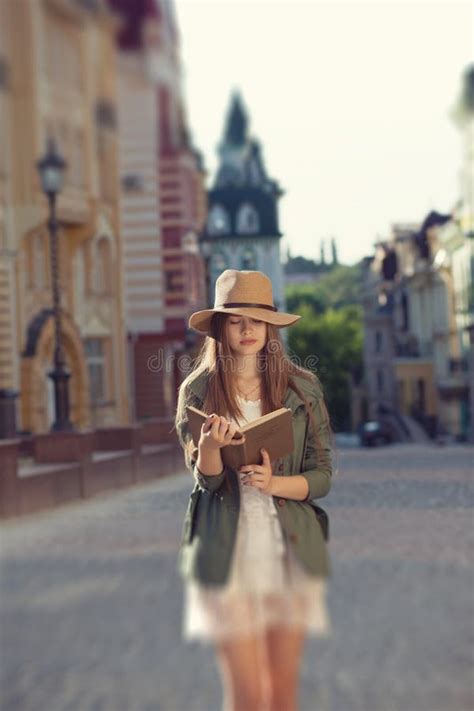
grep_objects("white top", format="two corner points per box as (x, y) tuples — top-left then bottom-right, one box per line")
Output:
(230, 396), (287, 575)
(181, 394), (331, 643)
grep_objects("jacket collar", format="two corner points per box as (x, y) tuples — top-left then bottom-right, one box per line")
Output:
(186, 369), (311, 414)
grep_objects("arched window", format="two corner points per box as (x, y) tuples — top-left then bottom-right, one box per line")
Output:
(240, 245), (257, 270)
(207, 205), (230, 235)
(236, 203), (259, 235)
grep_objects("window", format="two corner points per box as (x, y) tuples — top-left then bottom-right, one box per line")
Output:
(376, 369), (384, 392)
(207, 205), (230, 235)
(416, 378), (425, 411)
(122, 174), (144, 192)
(236, 203), (259, 235)
(240, 245), (257, 270)
(165, 268), (182, 293)
(84, 339), (106, 403)
(401, 292), (409, 331)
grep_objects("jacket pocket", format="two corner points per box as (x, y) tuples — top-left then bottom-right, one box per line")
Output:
(181, 489), (201, 545)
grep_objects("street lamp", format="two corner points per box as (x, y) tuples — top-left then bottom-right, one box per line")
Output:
(36, 137), (73, 432)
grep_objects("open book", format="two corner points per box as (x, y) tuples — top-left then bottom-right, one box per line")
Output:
(185, 405), (294, 469)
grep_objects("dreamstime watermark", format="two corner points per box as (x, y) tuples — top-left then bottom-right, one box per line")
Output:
(146, 339), (327, 376)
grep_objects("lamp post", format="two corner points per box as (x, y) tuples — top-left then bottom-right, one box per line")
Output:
(36, 138), (73, 432)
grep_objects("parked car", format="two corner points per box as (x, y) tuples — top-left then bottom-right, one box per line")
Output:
(358, 420), (393, 447)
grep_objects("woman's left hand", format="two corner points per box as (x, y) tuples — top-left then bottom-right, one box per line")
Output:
(239, 448), (273, 495)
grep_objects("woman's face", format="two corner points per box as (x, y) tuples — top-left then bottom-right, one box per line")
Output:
(225, 314), (267, 357)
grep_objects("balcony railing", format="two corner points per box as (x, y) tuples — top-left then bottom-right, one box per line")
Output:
(395, 337), (433, 358)
(395, 342), (420, 357)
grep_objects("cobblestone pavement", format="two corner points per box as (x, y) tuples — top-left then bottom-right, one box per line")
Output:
(0, 443), (473, 711)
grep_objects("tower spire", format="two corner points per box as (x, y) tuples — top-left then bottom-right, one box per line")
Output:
(221, 90), (248, 148)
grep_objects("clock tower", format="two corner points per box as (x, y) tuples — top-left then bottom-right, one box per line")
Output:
(201, 91), (287, 317)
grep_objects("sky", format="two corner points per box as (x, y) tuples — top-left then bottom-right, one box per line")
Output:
(174, 0), (473, 266)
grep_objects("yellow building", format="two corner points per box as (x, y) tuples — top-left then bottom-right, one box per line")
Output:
(360, 216), (470, 441)
(0, 0), (130, 435)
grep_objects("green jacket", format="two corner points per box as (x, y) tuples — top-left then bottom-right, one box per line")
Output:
(176, 369), (332, 587)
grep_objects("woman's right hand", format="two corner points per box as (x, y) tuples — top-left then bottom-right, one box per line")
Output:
(198, 414), (245, 452)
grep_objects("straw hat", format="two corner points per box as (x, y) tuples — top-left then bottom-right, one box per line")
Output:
(188, 269), (301, 334)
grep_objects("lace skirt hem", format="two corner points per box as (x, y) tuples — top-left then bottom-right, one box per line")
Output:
(182, 579), (331, 644)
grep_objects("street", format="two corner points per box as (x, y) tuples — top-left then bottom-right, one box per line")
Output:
(1, 442), (473, 711)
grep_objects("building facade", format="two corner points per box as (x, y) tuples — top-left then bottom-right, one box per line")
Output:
(355, 65), (474, 442)
(0, 0), (131, 435)
(449, 63), (474, 442)
(359, 213), (471, 441)
(110, 0), (207, 420)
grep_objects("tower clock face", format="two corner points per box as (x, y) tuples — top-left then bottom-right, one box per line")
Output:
(208, 205), (230, 235)
(212, 213), (226, 231)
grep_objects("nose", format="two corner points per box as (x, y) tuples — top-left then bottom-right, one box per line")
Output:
(241, 320), (253, 335)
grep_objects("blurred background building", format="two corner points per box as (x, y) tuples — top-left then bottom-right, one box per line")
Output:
(110, 0), (207, 423)
(0, 0), (471, 448)
(0, 0), (130, 434)
(199, 91), (287, 316)
(0, 0), (207, 437)
(352, 66), (474, 442)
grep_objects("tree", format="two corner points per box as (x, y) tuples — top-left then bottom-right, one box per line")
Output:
(285, 262), (364, 431)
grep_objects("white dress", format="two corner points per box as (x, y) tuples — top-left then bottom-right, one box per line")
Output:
(182, 395), (332, 644)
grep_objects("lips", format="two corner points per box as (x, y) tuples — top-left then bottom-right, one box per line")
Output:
(240, 339), (257, 345)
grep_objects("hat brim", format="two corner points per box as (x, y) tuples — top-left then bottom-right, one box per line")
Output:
(188, 306), (301, 334)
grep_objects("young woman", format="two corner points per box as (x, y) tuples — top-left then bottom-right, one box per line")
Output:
(175, 269), (335, 711)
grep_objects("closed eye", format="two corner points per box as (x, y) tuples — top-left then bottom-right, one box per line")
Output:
(229, 318), (263, 325)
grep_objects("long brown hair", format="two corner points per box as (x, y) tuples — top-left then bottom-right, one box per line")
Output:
(176, 312), (338, 482)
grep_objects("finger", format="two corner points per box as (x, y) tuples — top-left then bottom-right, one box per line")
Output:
(244, 476), (264, 485)
(210, 416), (221, 438)
(227, 422), (238, 438)
(217, 416), (229, 436)
(223, 426), (235, 441)
(261, 447), (270, 462)
(241, 470), (254, 478)
(202, 414), (216, 433)
(240, 464), (264, 473)
(228, 433), (245, 445)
